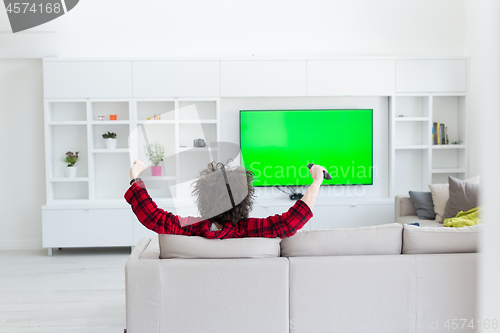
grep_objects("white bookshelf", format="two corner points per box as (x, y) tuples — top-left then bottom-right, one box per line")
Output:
(44, 98), (220, 203)
(390, 95), (468, 196)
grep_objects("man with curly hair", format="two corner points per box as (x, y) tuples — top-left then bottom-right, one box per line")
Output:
(125, 160), (326, 239)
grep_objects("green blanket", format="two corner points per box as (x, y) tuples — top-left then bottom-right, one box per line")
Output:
(443, 207), (480, 227)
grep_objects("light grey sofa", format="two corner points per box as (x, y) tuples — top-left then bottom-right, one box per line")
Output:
(395, 194), (442, 227)
(125, 223), (480, 333)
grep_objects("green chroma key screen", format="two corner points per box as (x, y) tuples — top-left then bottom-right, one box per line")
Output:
(240, 109), (373, 186)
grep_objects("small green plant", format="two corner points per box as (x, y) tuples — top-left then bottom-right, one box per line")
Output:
(61, 151), (79, 167)
(144, 142), (165, 166)
(102, 131), (117, 139)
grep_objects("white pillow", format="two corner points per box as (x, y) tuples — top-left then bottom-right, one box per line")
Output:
(402, 224), (481, 254)
(158, 234), (281, 259)
(429, 175), (480, 222)
(280, 223), (403, 257)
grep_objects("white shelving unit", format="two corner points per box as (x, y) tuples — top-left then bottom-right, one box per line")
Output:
(42, 57), (468, 253)
(42, 97), (220, 254)
(390, 94), (468, 196)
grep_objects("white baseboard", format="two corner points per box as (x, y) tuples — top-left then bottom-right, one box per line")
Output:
(0, 239), (43, 250)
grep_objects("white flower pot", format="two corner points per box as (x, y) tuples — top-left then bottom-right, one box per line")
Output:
(66, 166), (77, 178)
(105, 138), (118, 149)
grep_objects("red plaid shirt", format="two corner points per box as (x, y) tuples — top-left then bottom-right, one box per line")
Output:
(124, 180), (313, 239)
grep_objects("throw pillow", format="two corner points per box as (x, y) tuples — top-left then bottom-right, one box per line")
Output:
(408, 191), (436, 220)
(443, 176), (480, 220)
(158, 234), (281, 259)
(429, 175), (480, 223)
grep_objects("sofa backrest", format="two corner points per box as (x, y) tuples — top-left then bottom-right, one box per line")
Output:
(158, 234), (282, 259)
(402, 224), (481, 254)
(281, 223), (403, 257)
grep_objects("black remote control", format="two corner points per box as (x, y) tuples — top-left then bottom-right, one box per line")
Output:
(307, 163), (333, 180)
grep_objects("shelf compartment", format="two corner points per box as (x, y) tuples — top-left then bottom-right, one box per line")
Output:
(91, 101), (129, 121)
(131, 123), (176, 175)
(52, 182), (89, 200)
(432, 149), (466, 171)
(432, 96), (466, 144)
(394, 121), (430, 146)
(49, 102), (87, 122)
(179, 123), (217, 148)
(395, 96), (430, 118)
(51, 125), (88, 178)
(93, 154), (130, 199)
(179, 101), (217, 120)
(137, 101), (175, 121)
(92, 124), (130, 149)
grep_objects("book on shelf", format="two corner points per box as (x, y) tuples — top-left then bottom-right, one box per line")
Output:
(433, 122), (450, 145)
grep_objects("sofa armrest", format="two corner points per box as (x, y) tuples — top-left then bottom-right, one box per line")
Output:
(129, 237), (152, 260)
(395, 194), (417, 219)
(126, 237), (161, 333)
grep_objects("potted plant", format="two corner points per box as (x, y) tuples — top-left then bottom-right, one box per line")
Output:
(102, 131), (117, 149)
(61, 151), (79, 178)
(144, 142), (165, 176)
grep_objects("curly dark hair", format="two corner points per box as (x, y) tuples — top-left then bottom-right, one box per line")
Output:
(192, 161), (255, 225)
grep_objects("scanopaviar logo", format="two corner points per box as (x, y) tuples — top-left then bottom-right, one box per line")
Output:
(4, 0), (79, 33)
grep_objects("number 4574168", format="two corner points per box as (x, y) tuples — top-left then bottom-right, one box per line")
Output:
(444, 319), (499, 330)
(6, 2), (62, 14)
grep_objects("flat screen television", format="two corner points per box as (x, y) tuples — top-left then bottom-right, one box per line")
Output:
(240, 109), (373, 186)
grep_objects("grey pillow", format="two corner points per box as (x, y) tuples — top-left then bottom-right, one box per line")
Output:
(409, 191), (436, 220)
(443, 176), (480, 220)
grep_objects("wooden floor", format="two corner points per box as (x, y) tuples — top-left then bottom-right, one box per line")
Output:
(0, 247), (131, 332)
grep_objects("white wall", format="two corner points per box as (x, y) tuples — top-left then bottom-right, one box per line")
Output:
(0, 0), (469, 250)
(0, 0), (466, 58)
(465, 0), (500, 325)
(0, 59), (45, 250)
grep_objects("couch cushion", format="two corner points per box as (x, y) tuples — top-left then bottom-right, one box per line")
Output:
(158, 234), (281, 259)
(280, 223), (403, 257)
(429, 175), (480, 222)
(402, 224), (481, 254)
(443, 176), (480, 220)
(397, 215), (443, 227)
(409, 191), (436, 220)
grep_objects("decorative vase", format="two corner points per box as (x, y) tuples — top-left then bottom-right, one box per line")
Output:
(151, 166), (162, 176)
(105, 138), (118, 149)
(110, 115), (117, 121)
(66, 166), (77, 178)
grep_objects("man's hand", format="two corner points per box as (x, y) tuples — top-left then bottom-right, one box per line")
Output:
(130, 160), (147, 180)
(309, 164), (327, 185)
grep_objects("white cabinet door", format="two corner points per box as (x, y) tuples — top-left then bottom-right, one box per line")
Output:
(310, 204), (394, 229)
(43, 61), (133, 98)
(395, 59), (467, 92)
(307, 60), (394, 96)
(220, 61), (307, 97)
(42, 209), (133, 247)
(133, 61), (220, 97)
